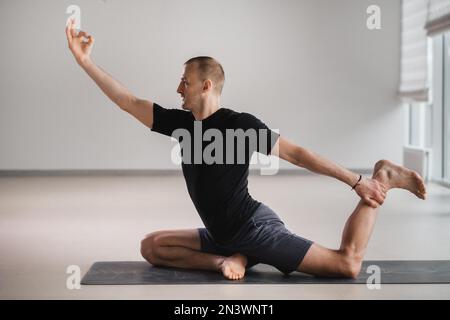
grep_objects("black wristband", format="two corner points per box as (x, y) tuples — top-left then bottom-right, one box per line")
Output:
(351, 174), (362, 190)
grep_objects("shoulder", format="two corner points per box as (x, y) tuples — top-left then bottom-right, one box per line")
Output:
(153, 103), (192, 119)
(233, 110), (267, 129)
(151, 103), (194, 136)
(224, 108), (256, 122)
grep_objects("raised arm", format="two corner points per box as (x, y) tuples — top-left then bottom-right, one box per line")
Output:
(273, 136), (387, 208)
(65, 19), (153, 128)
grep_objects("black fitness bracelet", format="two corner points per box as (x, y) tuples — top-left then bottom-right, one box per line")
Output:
(351, 174), (362, 190)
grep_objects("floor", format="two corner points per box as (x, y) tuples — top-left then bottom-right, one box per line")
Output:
(1, 173), (450, 299)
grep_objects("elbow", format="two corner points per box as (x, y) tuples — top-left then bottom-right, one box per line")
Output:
(117, 95), (138, 111)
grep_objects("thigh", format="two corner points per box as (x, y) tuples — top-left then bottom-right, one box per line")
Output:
(198, 228), (235, 256)
(234, 203), (313, 274)
(142, 228), (202, 251)
(239, 222), (313, 275)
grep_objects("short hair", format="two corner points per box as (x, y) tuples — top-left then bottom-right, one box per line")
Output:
(184, 56), (225, 95)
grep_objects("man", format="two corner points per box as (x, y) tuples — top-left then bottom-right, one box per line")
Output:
(65, 20), (427, 280)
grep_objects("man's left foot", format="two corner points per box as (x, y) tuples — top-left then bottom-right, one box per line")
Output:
(373, 159), (427, 199)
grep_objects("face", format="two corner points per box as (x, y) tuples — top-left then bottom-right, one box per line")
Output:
(177, 63), (208, 111)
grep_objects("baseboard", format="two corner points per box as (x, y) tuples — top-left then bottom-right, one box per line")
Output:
(0, 168), (374, 177)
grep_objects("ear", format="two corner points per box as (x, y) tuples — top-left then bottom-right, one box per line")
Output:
(202, 79), (213, 92)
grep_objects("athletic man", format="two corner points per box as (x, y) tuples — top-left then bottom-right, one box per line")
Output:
(66, 20), (427, 280)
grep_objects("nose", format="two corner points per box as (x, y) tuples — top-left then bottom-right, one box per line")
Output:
(177, 82), (184, 95)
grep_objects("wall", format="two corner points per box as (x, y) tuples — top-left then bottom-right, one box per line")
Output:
(0, 0), (403, 170)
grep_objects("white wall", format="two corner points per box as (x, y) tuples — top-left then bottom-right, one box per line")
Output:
(0, 0), (403, 170)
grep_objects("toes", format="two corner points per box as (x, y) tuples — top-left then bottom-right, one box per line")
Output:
(413, 172), (426, 189)
(416, 190), (426, 200)
(418, 181), (426, 193)
(227, 271), (244, 280)
(420, 185), (426, 195)
(421, 184), (427, 193)
(411, 171), (427, 196)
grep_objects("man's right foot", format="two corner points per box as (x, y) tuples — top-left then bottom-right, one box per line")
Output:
(219, 253), (247, 280)
(373, 159), (427, 200)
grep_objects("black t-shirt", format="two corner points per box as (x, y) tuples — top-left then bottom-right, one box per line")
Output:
(151, 103), (280, 244)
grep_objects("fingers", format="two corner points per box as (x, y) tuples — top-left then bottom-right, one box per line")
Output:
(371, 191), (386, 207)
(76, 31), (94, 45)
(66, 18), (92, 42)
(375, 180), (387, 203)
(364, 197), (379, 209)
(65, 19), (81, 43)
(70, 18), (78, 37)
(77, 31), (89, 38)
(65, 25), (71, 42)
(377, 191), (385, 203)
(362, 189), (385, 208)
(76, 31), (88, 43)
(65, 18), (74, 43)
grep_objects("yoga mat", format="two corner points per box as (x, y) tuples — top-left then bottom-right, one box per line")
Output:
(81, 260), (450, 285)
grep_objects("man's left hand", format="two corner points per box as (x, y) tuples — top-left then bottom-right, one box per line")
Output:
(354, 177), (387, 208)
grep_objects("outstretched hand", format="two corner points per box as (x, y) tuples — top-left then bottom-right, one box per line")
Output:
(65, 18), (95, 65)
(355, 177), (387, 208)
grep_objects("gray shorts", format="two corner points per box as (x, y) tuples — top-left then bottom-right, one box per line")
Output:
(198, 203), (313, 275)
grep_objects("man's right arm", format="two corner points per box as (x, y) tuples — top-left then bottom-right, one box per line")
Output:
(78, 59), (154, 128)
(65, 19), (153, 129)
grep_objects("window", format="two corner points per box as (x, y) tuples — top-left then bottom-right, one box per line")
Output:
(401, 0), (450, 187)
(407, 102), (429, 148)
(443, 32), (450, 182)
(405, 31), (449, 185)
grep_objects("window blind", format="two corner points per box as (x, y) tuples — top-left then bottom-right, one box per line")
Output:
(425, 0), (450, 36)
(399, 0), (430, 102)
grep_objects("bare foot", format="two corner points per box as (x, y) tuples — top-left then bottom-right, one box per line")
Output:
(373, 159), (427, 200)
(219, 253), (247, 280)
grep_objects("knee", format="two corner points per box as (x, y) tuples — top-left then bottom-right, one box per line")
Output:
(339, 248), (363, 279)
(140, 232), (163, 265)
